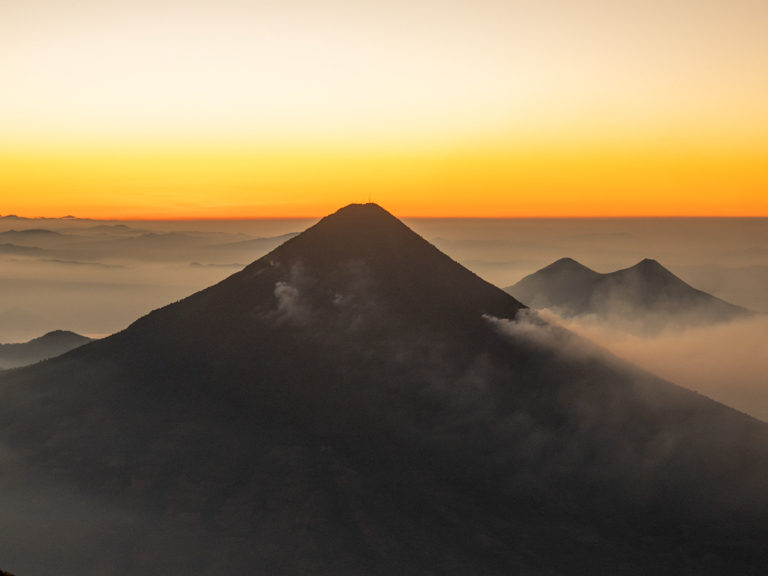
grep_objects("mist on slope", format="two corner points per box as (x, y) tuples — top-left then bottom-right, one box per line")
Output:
(406, 217), (768, 422)
(549, 312), (768, 422)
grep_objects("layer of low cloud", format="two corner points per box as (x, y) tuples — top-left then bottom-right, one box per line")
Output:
(0, 218), (307, 343)
(550, 311), (768, 422)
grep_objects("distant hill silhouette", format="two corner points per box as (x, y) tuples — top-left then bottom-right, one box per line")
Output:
(0, 330), (92, 370)
(0, 229), (68, 251)
(0, 228), (61, 237)
(1, 204), (767, 574)
(506, 257), (751, 333)
(0, 243), (45, 256)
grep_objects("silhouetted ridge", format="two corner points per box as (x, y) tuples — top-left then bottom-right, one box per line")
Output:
(0, 243), (45, 255)
(0, 330), (92, 370)
(544, 257), (596, 273)
(39, 330), (85, 340)
(620, 258), (679, 282)
(509, 257), (600, 312)
(3, 228), (60, 235)
(507, 256), (750, 333)
(260, 202), (424, 263)
(528, 257), (599, 281)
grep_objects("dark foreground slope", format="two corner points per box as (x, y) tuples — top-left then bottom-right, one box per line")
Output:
(0, 330), (91, 370)
(507, 257), (750, 333)
(1, 204), (767, 575)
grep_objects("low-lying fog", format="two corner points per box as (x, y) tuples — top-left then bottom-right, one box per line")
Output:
(544, 312), (768, 422)
(412, 217), (768, 421)
(1, 214), (766, 420)
(0, 217), (313, 342)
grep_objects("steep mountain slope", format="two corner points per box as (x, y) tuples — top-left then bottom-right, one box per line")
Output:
(507, 257), (750, 333)
(0, 330), (92, 370)
(1, 204), (767, 575)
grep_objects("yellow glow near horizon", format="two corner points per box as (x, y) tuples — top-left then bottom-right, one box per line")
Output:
(3, 136), (766, 218)
(1, 0), (767, 217)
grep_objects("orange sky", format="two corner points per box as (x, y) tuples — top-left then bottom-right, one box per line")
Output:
(3, 137), (767, 219)
(2, 0), (767, 218)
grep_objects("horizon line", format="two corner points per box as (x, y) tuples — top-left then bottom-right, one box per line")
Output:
(3, 213), (768, 221)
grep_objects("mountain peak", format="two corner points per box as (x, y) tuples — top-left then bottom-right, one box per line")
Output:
(507, 255), (750, 333)
(546, 257), (596, 273)
(37, 330), (92, 343)
(504, 258), (598, 312)
(258, 202), (423, 264)
(633, 257), (664, 270)
(0, 329), (91, 370)
(620, 258), (678, 282)
(531, 257), (599, 280)
(555, 257), (579, 264)
(330, 202), (391, 218)
(139, 203), (525, 343)
(308, 202), (404, 234)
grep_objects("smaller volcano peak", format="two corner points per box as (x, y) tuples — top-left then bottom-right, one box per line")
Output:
(635, 258), (663, 269)
(540, 257), (598, 277)
(553, 257), (579, 266)
(625, 258), (675, 279)
(38, 330), (90, 341)
(549, 257), (591, 270)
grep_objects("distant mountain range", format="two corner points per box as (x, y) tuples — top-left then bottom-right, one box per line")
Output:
(0, 214), (86, 221)
(0, 330), (92, 370)
(0, 226), (298, 265)
(0, 243), (46, 256)
(1, 205), (767, 574)
(506, 257), (751, 333)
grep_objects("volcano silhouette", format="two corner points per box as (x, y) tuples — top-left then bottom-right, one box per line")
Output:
(507, 257), (750, 333)
(1, 204), (767, 575)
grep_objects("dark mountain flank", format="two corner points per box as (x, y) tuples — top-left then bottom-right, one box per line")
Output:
(506, 257), (750, 333)
(1, 204), (767, 575)
(0, 330), (92, 370)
